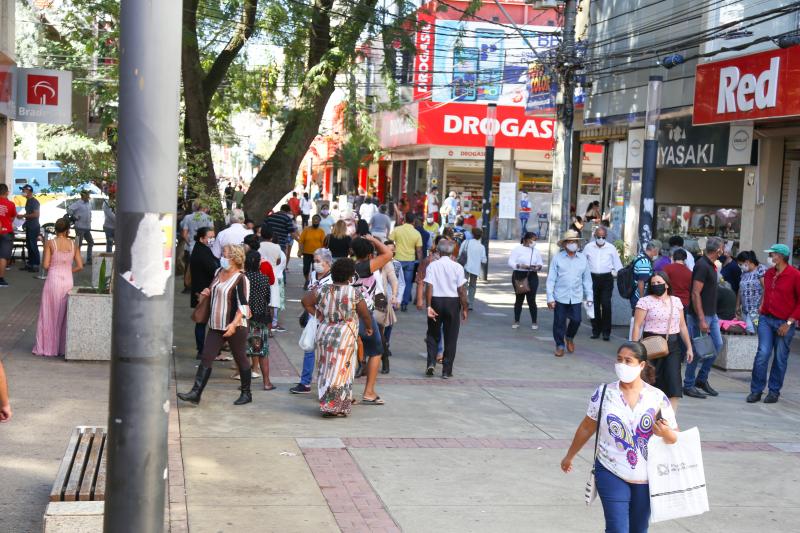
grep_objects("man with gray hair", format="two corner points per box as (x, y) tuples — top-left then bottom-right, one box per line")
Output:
(424, 238), (469, 378)
(212, 209), (252, 258)
(683, 236), (725, 399)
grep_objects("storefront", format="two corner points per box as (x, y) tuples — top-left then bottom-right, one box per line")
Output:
(694, 43), (800, 261)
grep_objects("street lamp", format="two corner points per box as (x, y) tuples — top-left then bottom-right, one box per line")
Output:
(481, 103), (497, 281)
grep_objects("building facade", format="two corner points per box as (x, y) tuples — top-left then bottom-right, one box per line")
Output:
(0, 0), (15, 188)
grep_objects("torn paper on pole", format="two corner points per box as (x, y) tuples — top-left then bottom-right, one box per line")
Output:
(120, 213), (174, 297)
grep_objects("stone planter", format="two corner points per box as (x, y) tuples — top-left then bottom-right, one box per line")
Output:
(713, 333), (759, 371)
(65, 289), (112, 361)
(91, 253), (114, 288)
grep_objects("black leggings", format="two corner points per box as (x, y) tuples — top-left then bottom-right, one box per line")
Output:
(513, 271), (539, 324)
(200, 327), (250, 372)
(302, 254), (314, 278)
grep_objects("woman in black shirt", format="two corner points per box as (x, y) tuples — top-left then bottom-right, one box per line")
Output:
(190, 227), (218, 357)
(244, 250), (275, 390)
(326, 220), (352, 260)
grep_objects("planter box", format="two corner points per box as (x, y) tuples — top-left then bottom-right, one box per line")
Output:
(65, 289), (112, 361)
(91, 253), (114, 288)
(714, 333), (759, 371)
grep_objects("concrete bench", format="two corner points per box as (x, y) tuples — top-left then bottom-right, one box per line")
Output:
(44, 426), (107, 532)
(714, 331), (759, 371)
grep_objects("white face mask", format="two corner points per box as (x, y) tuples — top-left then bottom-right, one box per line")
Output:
(566, 242), (579, 252)
(206, 237), (215, 246)
(596, 237), (606, 246)
(313, 263), (326, 274)
(220, 257), (231, 270)
(767, 256), (775, 266)
(615, 362), (642, 383)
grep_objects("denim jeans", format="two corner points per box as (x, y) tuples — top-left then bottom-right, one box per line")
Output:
(466, 273), (478, 308)
(684, 313), (723, 388)
(300, 350), (315, 386)
(751, 314), (796, 395)
(104, 228), (115, 253)
(595, 461), (651, 533)
(553, 302), (581, 349)
(399, 260), (417, 306)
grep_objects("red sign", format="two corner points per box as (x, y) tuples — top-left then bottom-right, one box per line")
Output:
(26, 74), (59, 106)
(0, 71), (11, 103)
(694, 45), (800, 125)
(417, 101), (556, 150)
(412, 3), (436, 101)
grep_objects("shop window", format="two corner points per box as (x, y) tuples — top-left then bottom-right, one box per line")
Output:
(656, 204), (741, 255)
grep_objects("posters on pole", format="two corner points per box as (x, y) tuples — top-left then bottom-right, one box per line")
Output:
(498, 182), (517, 219)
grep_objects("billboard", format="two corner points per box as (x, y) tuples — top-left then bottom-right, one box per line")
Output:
(16, 68), (72, 125)
(428, 18), (559, 107)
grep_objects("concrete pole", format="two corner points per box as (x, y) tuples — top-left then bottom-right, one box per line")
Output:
(481, 103), (497, 281)
(638, 76), (662, 248)
(103, 1), (182, 531)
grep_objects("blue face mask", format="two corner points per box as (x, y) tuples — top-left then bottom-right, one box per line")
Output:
(220, 257), (231, 270)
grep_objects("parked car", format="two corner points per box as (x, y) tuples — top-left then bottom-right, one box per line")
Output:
(38, 193), (109, 244)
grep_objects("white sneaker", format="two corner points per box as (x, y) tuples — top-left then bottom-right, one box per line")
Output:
(512, 322), (520, 329)
(532, 324), (539, 330)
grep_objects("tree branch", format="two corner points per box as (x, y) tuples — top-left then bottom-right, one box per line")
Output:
(201, 0), (259, 104)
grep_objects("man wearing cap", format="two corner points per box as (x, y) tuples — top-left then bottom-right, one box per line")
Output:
(747, 244), (800, 404)
(546, 230), (593, 357)
(67, 190), (94, 263)
(17, 185), (41, 272)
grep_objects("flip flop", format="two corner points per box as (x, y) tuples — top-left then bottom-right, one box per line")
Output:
(361, 396), (384, 405)
(263, 385), (276, 391)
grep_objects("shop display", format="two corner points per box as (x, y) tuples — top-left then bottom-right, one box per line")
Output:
(656, 204), (741, 252)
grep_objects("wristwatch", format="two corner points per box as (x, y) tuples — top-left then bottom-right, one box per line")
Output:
(787, 319), (795, 327)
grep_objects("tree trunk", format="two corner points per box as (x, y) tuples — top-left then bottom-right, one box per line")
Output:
(245, 0), (379, 220)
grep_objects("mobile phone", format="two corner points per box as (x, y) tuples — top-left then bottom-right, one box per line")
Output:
(655, 410), (663, 422)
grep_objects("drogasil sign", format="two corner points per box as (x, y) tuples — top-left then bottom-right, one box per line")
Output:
(412, 4), (436, 101)
(694, 45), (800, 125)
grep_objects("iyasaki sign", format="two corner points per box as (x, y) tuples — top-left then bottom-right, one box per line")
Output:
(417, 101), (555, 150)
(694, 45), (800, 125)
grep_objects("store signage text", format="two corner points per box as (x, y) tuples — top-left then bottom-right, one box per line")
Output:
(412, 3), (436, 101)
(658, 144), (716, 166)
(694, 45), (800, 125)
(442, 115), (554, 139)
(657, 117), (729, 168)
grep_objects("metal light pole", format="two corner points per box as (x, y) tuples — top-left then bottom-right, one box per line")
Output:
(638, 75), (662, 248)
(104, 1), (182, 532)
(481, 103), (497, 281)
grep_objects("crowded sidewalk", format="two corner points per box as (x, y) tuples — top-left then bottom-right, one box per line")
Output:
(1, 243), (800, 532)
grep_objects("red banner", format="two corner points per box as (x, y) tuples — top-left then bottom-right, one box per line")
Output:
(412, 3), (436, 101)
(694, 45), (800, 125)
(417, 101), (555, 150)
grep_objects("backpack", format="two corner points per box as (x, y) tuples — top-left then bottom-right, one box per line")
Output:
(616, 256), (641, 299)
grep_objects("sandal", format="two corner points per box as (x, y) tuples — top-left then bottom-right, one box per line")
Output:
(263, 384), (276, 391)
(361, 396), (384, 405)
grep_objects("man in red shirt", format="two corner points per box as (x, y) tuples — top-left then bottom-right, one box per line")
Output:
(287, 192), (300, 218)
(662, 248), (692, 308)
(747, 243), (800, 404)
(0, 184), (17, 287)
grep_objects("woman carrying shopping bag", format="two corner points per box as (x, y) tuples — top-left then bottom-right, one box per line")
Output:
(560, 342), (678, 533)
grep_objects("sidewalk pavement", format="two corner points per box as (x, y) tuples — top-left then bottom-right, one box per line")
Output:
(2, 241), (800, 532)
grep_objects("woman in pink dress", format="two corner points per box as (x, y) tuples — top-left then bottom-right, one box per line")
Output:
(33, 218), (83, 356)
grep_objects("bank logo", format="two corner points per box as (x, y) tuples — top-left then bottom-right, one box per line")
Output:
(27, 75), (59, 106)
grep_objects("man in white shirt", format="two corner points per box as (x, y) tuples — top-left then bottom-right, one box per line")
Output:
(424, 239), (468, 378)
(358, 197), (378, 224)
(426, 186), (440, 223)
(583, 225), (622, 341)
(300, 192), (313, 228)
(211, 209), (252, 258)
(457, 226), (487, 310)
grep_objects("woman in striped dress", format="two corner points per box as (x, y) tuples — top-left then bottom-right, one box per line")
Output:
(302, 258), (372, 417)
(33, 218), (83, 357)
(178, 244), (253, 406)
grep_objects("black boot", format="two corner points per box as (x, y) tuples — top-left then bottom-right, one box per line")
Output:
(177, 366), (212, 405)
(234, 369), (252, 405)
(381, 351), (390, 374)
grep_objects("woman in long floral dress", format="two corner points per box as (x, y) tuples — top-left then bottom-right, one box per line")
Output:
(302, 258), (372, 417)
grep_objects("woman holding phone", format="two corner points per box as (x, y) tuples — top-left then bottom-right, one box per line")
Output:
(508, 231), (544, 330)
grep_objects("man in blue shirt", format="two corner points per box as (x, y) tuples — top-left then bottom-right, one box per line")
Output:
(630, 240), (660, 309)
(18, 185), (40, 272)
(546, 230), (593, 357)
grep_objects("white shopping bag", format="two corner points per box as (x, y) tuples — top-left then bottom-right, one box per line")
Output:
(583, 301), (595, 320)
(647, 427), (710, 523)
(298, 315), (318, 352)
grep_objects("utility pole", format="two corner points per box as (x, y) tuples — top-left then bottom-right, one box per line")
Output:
(103, 1), (181, 532)
(481, 103), (497, 281)
(548, 0), (578, 255)
(638, 75), (662, 248)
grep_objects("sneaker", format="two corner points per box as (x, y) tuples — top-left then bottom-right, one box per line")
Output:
(511, 322), (520, 329)
(273, 326), (287, 333)
(289, 384), (311, 394)
(0, 279), (8, 288)
(531, 324), (539, 331)
(425, 366), (435, 377)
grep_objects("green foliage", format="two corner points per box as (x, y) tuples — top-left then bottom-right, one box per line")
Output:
(37, 125), (116, 192)
(615, 239), (635, 265)
(96, 258), (109, 294)
(182, 140), (226, 222)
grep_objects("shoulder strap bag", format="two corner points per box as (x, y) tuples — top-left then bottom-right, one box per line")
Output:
(512, 247), (535, 295)
(585, 384), (608, 506)
(640, 297), (673, 360)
